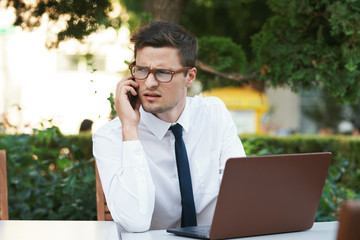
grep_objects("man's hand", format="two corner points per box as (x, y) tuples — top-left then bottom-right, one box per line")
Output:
(115, 75), (141, 141)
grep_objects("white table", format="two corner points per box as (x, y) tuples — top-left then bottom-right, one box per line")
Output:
(0, 221), (338, 240)
(122, 222), (338, 240)
(0, 220), (119, 240)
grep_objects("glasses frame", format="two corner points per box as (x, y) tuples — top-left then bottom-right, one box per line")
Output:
(129, 61), (191, 83)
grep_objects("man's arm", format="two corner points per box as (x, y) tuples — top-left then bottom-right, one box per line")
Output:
(217, 99), (246, 176)
(93, 125), (155, 232)
(92, 75), (155, 232)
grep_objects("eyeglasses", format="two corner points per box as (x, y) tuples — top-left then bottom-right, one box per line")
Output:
(129, 61), (191, 83)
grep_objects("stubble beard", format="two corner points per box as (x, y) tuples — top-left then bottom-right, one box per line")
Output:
(141, 99), (181, 114)
(140, 83), (188, 116)
(140, 91), (186, 115)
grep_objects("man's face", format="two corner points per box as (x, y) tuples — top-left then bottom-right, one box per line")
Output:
(135, 46), (196, 122)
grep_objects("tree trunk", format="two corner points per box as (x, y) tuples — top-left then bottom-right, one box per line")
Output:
(143, 0), (190, 24)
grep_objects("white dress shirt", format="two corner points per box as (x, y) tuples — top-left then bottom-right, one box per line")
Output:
(92, 96), (246, 233)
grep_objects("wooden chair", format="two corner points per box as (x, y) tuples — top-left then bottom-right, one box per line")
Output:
(336, 200), (360, 240)
(0, 150), (9, 220)
(95, 161), (113, 221)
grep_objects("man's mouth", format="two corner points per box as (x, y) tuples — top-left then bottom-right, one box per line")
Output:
(143, 92), (161, 101)
(144, 93), (161, 97)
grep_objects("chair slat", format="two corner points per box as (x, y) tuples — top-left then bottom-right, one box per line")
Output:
(0, 150), (9, 220)
(95, 161), (113, 221)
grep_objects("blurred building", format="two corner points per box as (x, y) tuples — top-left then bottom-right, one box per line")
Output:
(202, 86), (269, 134)
(0, 16), (133, 134)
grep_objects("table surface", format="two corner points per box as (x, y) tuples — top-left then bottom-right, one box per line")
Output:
(0, 221), (338, 240)
(122, 222), (339, 240)
(0, 220), (119, 240)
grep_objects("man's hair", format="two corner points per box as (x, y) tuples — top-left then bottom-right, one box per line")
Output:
(130, 21), (198, 67)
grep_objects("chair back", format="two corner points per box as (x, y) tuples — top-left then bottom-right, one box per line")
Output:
(0, 150), (9, 220)
(95, 161), (113, 221)
(336, 200), (360, 240)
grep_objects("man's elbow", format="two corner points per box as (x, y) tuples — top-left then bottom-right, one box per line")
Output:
(115, 214), (152, 232)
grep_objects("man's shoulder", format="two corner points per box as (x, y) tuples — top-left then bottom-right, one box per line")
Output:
(188, 95), (227, 111)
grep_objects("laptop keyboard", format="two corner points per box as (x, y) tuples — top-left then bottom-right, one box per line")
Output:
(186, 225), (210, 236)
(167, 225), (211, 239)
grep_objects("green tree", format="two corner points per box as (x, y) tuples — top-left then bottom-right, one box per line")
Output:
(251, 0), (360, 104)
(4, 0), (360, 104)
(4, 0), (113, 48)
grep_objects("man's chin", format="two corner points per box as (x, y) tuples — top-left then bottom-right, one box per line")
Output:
(142, 103), (165, 114)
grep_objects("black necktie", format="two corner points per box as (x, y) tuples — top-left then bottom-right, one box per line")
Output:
(170, 123), (197, 227)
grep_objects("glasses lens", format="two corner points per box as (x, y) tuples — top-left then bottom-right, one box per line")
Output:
(155, 69), (172, 82)
(133, 66), (148, 79)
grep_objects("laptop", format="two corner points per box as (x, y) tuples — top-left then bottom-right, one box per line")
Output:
(167, 152), (332, 239)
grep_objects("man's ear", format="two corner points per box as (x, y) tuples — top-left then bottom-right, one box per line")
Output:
(186, 67), (197, 87)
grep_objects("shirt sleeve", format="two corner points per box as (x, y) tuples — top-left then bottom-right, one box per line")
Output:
(217, 99), (246, 176)
(92, 122), (155, 232)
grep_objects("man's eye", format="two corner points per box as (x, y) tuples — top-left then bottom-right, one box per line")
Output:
(136, 67), (148, 73)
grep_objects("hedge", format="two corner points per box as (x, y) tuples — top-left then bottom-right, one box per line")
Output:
(1, 127), (359, 221)
(0, 127), (96, 220)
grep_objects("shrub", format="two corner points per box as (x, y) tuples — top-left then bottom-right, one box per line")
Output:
(0, 127), (96, 220)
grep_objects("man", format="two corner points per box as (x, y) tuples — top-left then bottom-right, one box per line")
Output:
(92, 21), (245, 233)
(79, 119), (93, 133)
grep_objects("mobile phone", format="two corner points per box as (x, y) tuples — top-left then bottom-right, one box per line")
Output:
(127, 78), (138, 109)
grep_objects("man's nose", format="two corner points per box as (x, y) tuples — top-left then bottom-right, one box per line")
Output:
(145, 72), (159, 88)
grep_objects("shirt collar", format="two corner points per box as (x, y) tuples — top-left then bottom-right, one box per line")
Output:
(140, 98), (190, 140)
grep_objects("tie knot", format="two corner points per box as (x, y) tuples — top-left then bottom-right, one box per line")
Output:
(170, 123), (183, 139)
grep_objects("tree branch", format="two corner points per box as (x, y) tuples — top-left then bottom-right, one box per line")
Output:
(195, 60), (259, 83)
